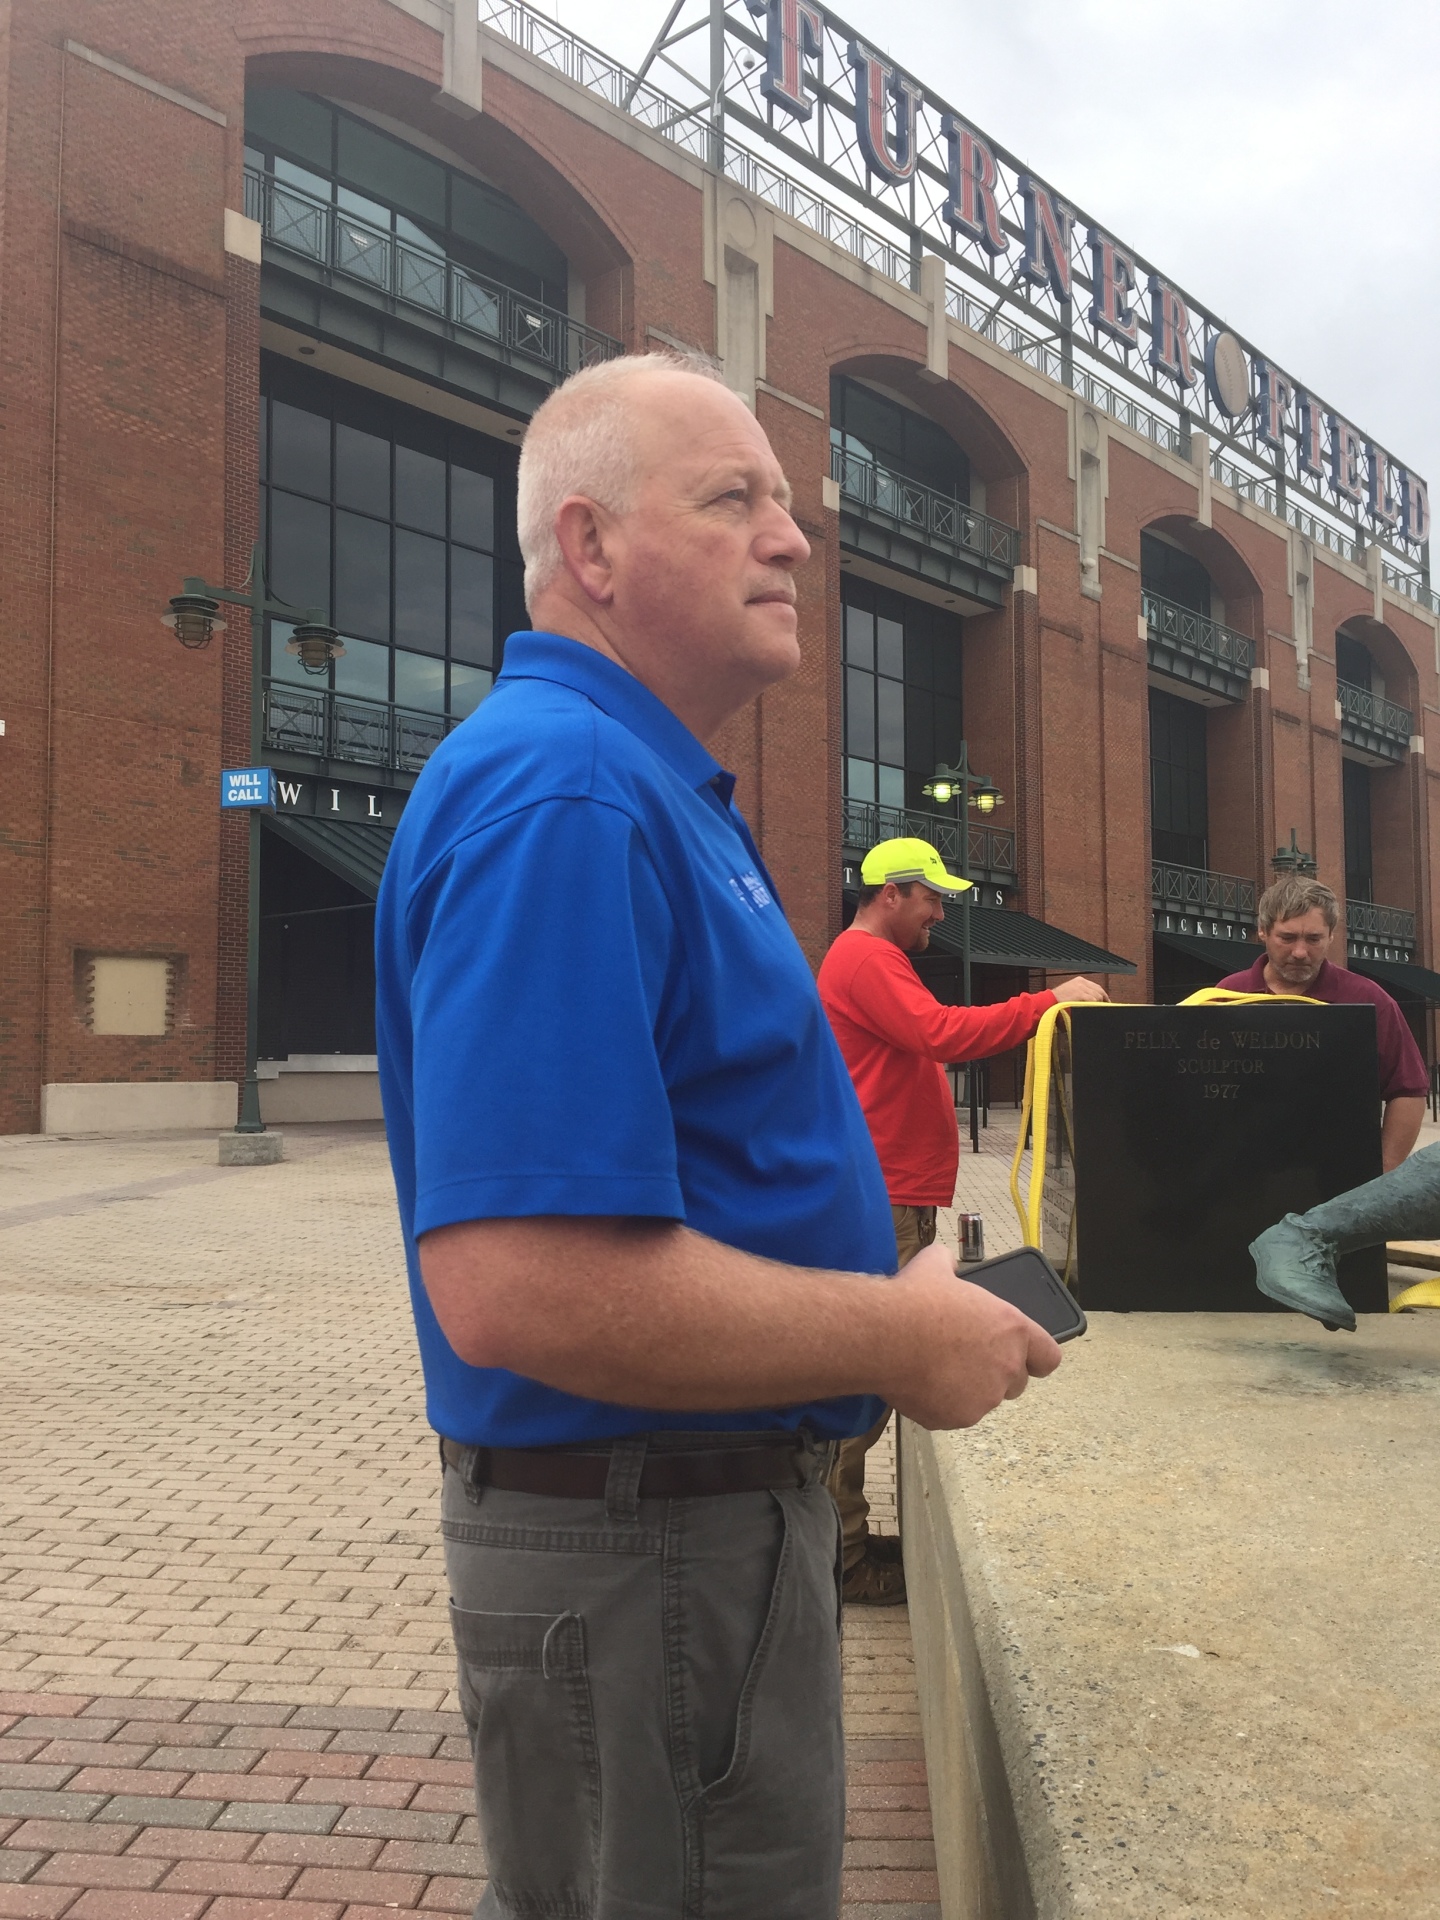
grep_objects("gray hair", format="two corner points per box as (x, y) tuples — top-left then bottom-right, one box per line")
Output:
(516, 350), (726, 609)
(1257, 876), (1340, 932)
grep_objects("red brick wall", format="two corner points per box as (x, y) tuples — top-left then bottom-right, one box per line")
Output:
(3, 0), (1438, 1131)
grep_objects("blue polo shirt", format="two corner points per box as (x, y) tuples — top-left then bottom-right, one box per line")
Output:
(375, 631), (895, 1446)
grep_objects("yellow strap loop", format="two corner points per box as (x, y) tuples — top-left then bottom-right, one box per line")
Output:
(1008, 989), (1324, 1251)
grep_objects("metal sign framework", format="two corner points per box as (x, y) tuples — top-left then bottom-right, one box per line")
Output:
(484, 0), (1432, 590)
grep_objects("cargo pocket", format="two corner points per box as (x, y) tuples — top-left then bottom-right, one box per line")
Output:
(449, 1604), (600, 1918)
(688, 1490), (845, 1918)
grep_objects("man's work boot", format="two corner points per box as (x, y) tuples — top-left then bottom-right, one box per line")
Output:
(842, 1539), (906, 1606)
(1250, 1143), (1440, 1333)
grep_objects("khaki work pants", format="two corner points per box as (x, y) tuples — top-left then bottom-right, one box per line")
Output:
(825, 1203), (936, 1569)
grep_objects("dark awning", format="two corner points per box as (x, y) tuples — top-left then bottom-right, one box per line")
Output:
(265, 814), (394, 899)
(1154, 929), (1260, 971)
(926, 902), (1136, 974)
(1349, 956), (1440, 1005)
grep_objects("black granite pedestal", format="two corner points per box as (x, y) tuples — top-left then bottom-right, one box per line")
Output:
(1042, 1004), (1387, 1312)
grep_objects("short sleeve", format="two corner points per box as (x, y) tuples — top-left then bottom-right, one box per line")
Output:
(406, 798), (685, 1235)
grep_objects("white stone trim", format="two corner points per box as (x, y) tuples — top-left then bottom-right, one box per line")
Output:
(63, 41), (226, 125)
(42, 1082), (237, 1134)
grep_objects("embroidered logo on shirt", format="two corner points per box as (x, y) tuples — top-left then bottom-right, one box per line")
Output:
(728, 871), (773, 912)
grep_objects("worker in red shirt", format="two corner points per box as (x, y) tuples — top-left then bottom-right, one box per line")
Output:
(819, 838), (1107, 1603)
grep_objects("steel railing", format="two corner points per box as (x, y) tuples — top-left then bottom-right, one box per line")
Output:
(1345, 899), (1416, 949)
(264, 678), (461, 775)
(1143, 588), (1254, 678)
(1151, 860), (1256, 922)
(831, 447), (1020, 572)
(245, 169), (621, 381)
(1336, 678), (1413, 743)
(842, 797), (1016, 878)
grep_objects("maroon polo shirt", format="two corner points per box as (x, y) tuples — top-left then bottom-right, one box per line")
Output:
(1216, 953), (1427, 1102)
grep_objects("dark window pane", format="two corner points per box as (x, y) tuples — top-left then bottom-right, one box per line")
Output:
(270, 402), (330, 499)
(932, 694), (963, 766)
(1343, 759), (1372, 900)
(246, 88), (333, 170)
(335, 423), (390, 517)
(394, 648), (446, 712)
(337, 115), (446, 225)
(905, 626), (934, 691)
(334, 511), (391, 643)
(877, 676), (905, 763)
(1149, 688), (1208, 867)
(394, 529), (446, 654)
(451, 174), (568, 288)
(1336, 632), (1372, 690)
(844, 602), (874, 669)
(450, 547), (494, 666)
(845, 667), (875, 759)
(450, 663), (492, 718)
(268, 492), (330, 616)
(395, 444), (446, 533)
(1140, 533), (1211, 616)
(846, 757), (875, 803)
(876, 616), (904, 681)
(334, 635), (389, 703)
(451, 465), (495, 550)
(877, 763), (905, 808)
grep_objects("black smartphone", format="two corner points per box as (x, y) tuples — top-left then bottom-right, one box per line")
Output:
(958, 1246), (1087, 1342)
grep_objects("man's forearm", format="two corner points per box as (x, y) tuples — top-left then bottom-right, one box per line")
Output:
(1381, 1095), (1426, 1172)
(419, 1216), (903, 1410)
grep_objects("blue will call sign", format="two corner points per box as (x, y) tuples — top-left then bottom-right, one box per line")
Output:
(221, 767), (275, 809)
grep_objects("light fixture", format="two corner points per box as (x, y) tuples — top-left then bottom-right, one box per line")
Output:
(285, 620), (346, 676)
(971, 783), (1004, 816)
(928, 778), (953, 804)
(161, 591), (225, 650)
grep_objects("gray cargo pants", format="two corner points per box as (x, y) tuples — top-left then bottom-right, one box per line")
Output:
(440, 1434), (845, 1918)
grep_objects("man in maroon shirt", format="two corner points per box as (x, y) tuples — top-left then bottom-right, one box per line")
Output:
(818, 838), (1107, 1602)
(1217, 876), (1426, 1171)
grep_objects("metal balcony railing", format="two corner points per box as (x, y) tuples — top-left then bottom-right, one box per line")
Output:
(244, 169), (622, 383)
(1143, 588), (1254, 680)
(1337, 679), (1413, 746)
(831, 447), (1021, 574)
(1151, 860), (1257, 924)
(264, 679), (461, 775)
(1345, 899), (1416, 953)
(842, 797), (1016, 880)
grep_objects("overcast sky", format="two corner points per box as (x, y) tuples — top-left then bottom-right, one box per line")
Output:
(541, 0), (1439, 525)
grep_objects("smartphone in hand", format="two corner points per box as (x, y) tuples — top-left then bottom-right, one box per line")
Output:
(960, 1247), (1086, 1343)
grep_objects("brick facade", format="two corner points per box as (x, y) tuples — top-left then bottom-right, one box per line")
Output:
(2, 0), (1436, 1132)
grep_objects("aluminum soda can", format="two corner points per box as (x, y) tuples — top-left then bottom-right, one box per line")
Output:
(956, 1213), (985, 1264)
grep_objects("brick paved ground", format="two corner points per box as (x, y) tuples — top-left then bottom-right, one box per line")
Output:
(0, 1121), (960, 1917)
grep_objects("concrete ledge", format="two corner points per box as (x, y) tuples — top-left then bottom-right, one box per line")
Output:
(257, 1070), (383, 1123)
(41, 1081), (237, 1134)
(903, 1313), (1440, 1917)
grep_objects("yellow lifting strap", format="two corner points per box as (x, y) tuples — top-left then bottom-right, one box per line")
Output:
(1391, 1277), (1440, 1313)
(1009, 989), (1322, 1251)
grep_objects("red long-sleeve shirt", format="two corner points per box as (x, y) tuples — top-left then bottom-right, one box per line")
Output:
(818, 926), (1056, 1206)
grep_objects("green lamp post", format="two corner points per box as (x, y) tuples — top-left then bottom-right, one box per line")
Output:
(163, 544), (342, 1139)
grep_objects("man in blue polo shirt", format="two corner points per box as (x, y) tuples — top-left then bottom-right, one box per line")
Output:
(375, 352), (1061, 1915)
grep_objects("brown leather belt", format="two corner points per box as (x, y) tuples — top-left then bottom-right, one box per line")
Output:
(440, 1435), (812, 1500)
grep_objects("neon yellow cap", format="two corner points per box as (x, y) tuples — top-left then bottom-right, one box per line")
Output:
(859, 836), (972, 895)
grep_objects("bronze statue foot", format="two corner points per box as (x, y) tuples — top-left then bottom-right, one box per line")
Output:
(1249, 1214), (1356, 1333)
